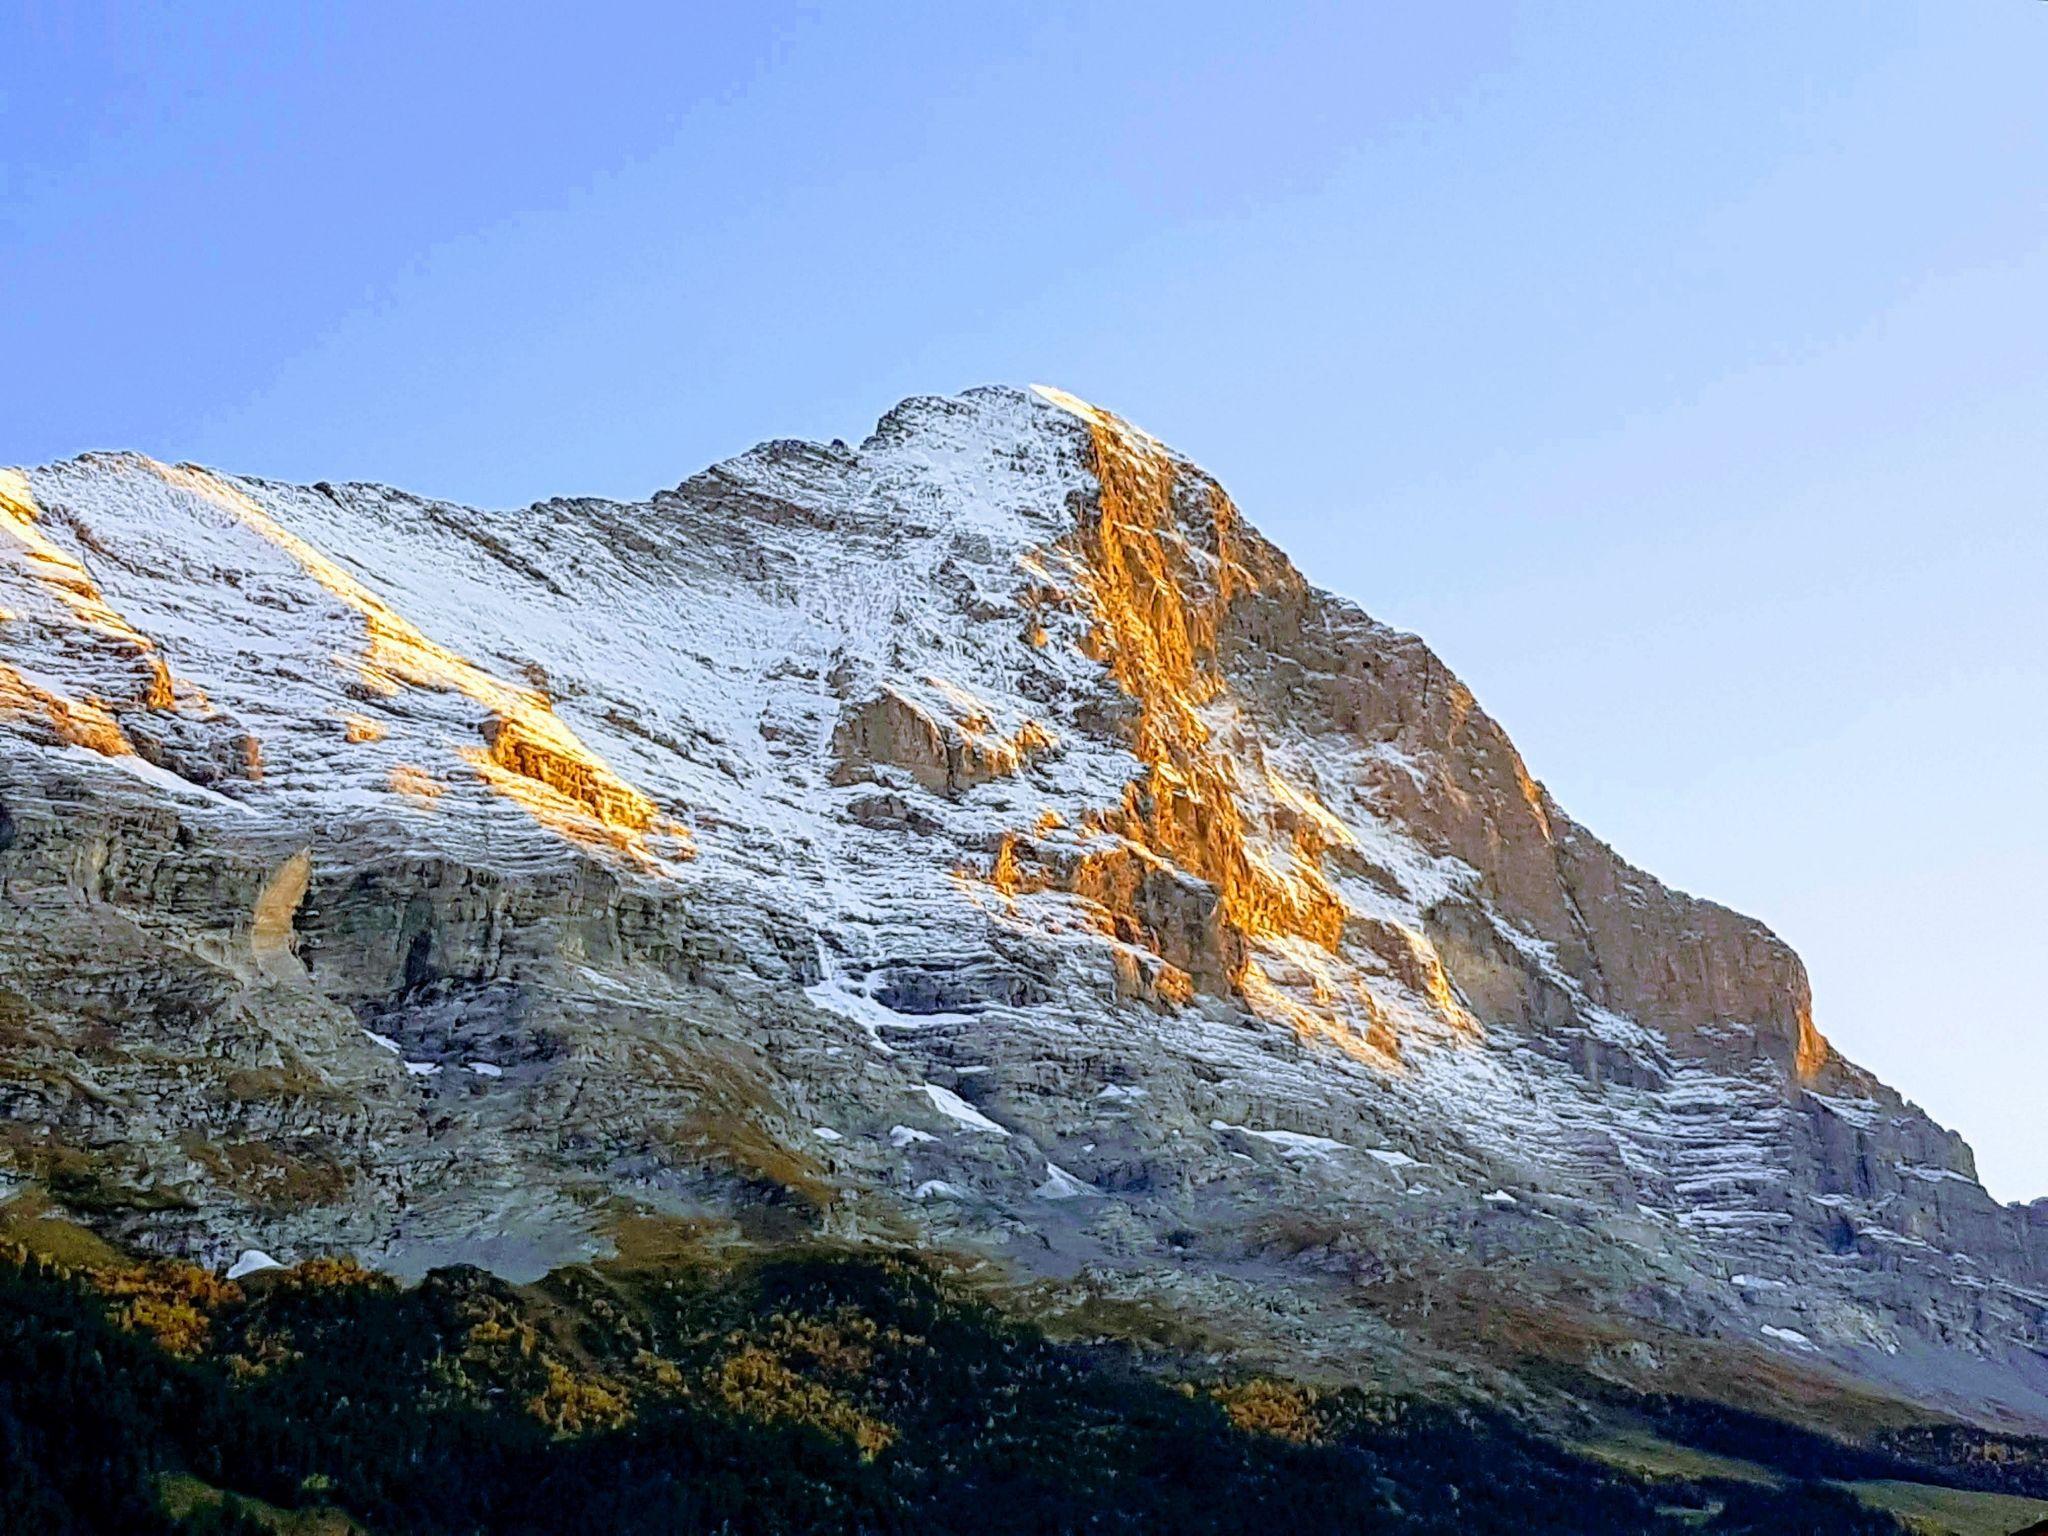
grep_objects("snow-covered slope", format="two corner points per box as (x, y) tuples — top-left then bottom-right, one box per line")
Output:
(3, 386), (2044, 1422)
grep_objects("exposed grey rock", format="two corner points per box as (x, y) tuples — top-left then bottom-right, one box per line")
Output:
(2, 393), (2043, 1427)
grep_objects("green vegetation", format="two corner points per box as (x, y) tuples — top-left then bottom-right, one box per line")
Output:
(0, 1216), (2016, 1534)
(1837, 1478), (2048, 1536)
(1576, 1429), (1785, 1488)
(159, 1473), (364, 1535)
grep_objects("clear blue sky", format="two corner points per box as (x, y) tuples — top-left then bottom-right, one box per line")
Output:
(5, 4), (2043, 1197)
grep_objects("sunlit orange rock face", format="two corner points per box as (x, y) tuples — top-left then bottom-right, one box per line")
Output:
(1070, 405), (1344, 951)
(0, 660), (135, 757)
(968, 393), (1422, 1061)
(958, 392), (1831, 1081)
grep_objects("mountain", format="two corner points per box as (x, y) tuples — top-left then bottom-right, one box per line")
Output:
(3, 384), (2043, 1431)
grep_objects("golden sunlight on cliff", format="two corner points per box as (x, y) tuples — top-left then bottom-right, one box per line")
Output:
(0, 470), (156, 652)
(986, 389), (1427, 1058)
(829, 682), (1055, 796)
(1795, 1005), (1832, 1084)
(389, 764), (446, 804)
(1237, 953), (1398, 1066)
(1043, 390), (1349, 946)
(0, 662), (134, 757)
(149, 465), (689, 864)
(987, 833), (1028, 898)
(926, 676), (1057, 779)
(0, 470), (163, 757)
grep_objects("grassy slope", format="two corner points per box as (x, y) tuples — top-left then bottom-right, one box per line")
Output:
(1836, 1480), (2048, 1536)
(1575, 1430), (1786, 1488)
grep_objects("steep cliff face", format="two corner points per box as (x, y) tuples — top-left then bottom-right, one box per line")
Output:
(3, 388), (2044, 1423)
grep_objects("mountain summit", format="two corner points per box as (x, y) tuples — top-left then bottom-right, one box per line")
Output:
(2, 385), (2042, 1425)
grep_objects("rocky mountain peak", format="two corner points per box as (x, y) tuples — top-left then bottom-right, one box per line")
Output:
(2, 387), (2043, 1427)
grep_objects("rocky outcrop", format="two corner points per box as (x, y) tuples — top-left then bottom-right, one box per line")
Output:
(829, 688), (1052, 795)
(3, 388), (2043, 1426)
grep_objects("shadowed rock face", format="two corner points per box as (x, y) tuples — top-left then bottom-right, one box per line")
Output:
(3, 388), (2045, 1424)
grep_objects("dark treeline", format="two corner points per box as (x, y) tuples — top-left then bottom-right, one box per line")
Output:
(1875, 1422), (2048, 1500)
(0, 1239), (1926, 1535)
(1630, 1392), (2048, 1501)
